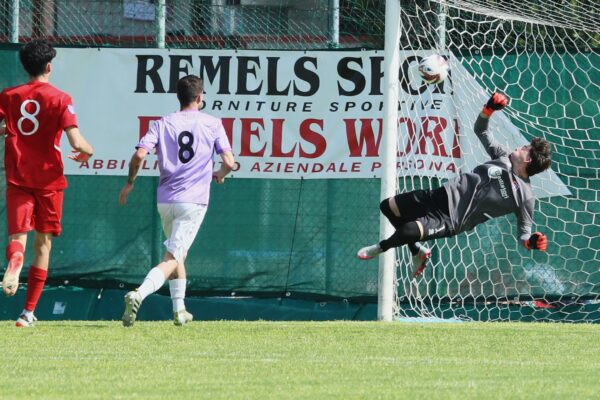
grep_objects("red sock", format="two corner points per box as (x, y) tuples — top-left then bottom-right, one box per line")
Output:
(25, 266), (48, 312)
(6, 241), (24, 261)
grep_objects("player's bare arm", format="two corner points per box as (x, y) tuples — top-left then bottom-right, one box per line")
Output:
(65, 126), (94, 162)
(119, 148), (148, 205)
(213, 150), (235, 184)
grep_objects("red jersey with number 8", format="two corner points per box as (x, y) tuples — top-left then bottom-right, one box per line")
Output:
(0, 81), (77, 190)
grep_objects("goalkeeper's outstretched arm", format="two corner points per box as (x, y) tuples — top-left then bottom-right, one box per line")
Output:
(515, 200), (548, 251)
(473, 92), (510, 159)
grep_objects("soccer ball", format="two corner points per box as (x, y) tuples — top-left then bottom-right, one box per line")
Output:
(418, 55), (449, 84)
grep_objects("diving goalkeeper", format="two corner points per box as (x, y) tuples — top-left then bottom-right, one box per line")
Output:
(357, 92), (552, 277)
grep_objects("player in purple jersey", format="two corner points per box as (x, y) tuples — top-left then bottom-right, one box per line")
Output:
(118, 75), (235, 326)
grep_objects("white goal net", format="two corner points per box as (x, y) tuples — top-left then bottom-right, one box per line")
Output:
(392, 0), (599, 322)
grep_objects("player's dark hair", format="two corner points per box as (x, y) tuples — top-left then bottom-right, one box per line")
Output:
(177, 75), (204, 107)
(19, 39), (57, 77)
(527, 137), (552, 176)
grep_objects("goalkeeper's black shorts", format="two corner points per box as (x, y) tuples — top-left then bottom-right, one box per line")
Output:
(393, 187), (454, 240)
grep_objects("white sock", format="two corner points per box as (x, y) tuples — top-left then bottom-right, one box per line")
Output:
(169, 279), (187, 312)
(137, 267), (166, 301)
(21, 309), (34, 319)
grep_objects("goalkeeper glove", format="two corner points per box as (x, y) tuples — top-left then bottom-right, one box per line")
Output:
(525, 232), (548, 251)
(482, 92), (508, 117)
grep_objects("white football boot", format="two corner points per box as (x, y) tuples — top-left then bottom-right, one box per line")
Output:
(173, 309), (193, 326)
(357, 243), (383, 260)
(412, 246), (432, 277)
(15, 313), (37, 328)
(122, 290), (142, 327)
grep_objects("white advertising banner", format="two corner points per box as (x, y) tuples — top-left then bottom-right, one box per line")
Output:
(52, 48), (570, 197)
(52, 48), (459, 179)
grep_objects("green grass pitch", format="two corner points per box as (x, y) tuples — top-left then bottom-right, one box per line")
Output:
(1, 321), (598, 399)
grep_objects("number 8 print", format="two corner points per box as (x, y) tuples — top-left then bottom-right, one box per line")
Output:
(18, 99), (41, 136)
(178, 131), (195, 163)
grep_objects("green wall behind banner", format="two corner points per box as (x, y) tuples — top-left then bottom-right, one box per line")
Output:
(0, 48), (598, 321)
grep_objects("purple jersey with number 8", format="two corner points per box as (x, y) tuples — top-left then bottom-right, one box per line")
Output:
(136, 110), (232, 205)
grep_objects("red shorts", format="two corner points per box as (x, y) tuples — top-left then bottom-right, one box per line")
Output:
(6, 184), (64, 236)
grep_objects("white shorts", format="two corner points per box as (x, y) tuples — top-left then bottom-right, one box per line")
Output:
(157, 203), (207, 264)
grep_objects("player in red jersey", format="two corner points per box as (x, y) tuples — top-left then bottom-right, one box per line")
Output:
(0, 39), (94, 327)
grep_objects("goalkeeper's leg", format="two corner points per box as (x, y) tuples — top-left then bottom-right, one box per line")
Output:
(379, 195), (433, 257)
(378, 196), (429, 257)
(379, 222), (421, 251)
(357, 222), (422, 259)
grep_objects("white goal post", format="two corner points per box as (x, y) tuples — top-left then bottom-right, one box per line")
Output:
(378, 0), (402, 321)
